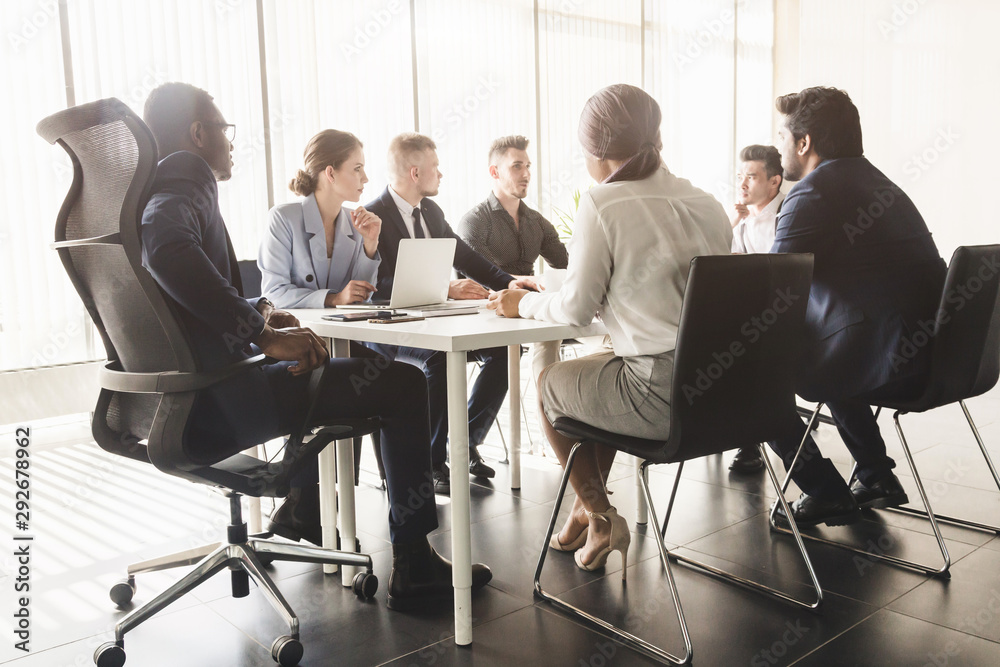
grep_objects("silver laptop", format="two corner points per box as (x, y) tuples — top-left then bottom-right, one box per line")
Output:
(339, 238), (465, 310)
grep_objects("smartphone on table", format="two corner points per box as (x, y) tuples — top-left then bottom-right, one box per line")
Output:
(323, 310), (383, 321)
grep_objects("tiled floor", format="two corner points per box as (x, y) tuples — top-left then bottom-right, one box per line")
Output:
(2, 374), (999, 666)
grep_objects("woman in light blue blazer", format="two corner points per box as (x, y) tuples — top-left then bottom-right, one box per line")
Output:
(260, 130), (382, 308)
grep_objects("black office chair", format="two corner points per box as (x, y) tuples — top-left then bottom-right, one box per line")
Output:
(774, 244), (1000, 578)
(534, 254), (820, 665)
(39, 98), (379, 667)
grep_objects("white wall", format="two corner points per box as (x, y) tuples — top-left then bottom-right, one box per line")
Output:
(775, 0), (1000, 259)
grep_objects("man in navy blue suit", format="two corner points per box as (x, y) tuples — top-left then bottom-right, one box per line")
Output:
(140, 83), (491, 609)
(767, 87), (946, 526)
(365, 133), (537, 494)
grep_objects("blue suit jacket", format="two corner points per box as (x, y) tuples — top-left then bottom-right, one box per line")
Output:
(771, 157), (946, 401)
(141, 151), (280, 460)
(365, 187), (514, 300)
(259, 194), (380, 309)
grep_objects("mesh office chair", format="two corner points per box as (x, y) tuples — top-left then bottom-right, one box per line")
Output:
(39, 98), (380, 667)
(774, 244), (1000, 578)
(535, 254), (820, 665)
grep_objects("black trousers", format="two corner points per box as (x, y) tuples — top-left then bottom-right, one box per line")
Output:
(365, 343), (509, 468)
(766, 372), (928, 501)
(265, 345), (438, 544)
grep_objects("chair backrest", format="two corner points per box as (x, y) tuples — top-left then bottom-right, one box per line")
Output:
(665, 253), (814, 463)
(38, 98), (200, 466)
(238, 259), (263, 299)
(918, 244), (1000, 407)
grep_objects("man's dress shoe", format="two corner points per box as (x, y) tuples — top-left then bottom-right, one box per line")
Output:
(387, 538), (492, 611)
(851, 474), (909, 510)
(774, 492), (862, 527)
(729, 446), (764, 474)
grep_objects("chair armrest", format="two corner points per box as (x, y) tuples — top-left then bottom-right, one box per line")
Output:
(99, 355), (268, 394)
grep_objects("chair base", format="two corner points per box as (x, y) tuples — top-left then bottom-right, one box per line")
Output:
(99, 495), (376, 667)
(533, 442), (822, 665)
(772, 401), (1000, 579)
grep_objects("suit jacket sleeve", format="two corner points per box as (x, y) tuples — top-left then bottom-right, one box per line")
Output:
(366, 195), (399, 299)
(141, 190), (265, 342)
(258, 205), (330, 309)
(770, 185), (828, 254)
(425, 201), (513, 289)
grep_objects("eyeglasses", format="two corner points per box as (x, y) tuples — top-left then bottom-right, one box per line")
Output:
(208, 122), (236, 143)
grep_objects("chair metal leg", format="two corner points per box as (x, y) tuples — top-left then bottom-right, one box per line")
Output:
(534, 443), (692, 665)
(769, 403), (825, 525)
(769, 407), (953, 577)
(667, 446), (823, 610)
(887, 402), (1000, 535)
(126, 543), (221, 577)
(115, 545), (231, 642)
(239, 546), (300, 637)
(251, 538), (373, 569)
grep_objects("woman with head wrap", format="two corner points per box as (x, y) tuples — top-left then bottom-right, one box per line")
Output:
(489, 84), (731, 577)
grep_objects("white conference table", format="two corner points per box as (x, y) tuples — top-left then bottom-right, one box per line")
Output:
(290, 307), (605, 646)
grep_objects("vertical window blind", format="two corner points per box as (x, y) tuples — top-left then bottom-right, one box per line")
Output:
(1, 0), (774, 374)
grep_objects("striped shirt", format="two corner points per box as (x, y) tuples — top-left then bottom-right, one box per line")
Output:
(458, 192), (568, 276)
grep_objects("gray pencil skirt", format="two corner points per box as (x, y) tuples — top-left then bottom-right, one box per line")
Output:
(539, 350), (674, 441)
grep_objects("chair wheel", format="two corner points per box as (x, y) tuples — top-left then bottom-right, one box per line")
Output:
(109, 578), (135, 606)
(352, 571), (378, 599)
(271, 635), (303, 666)
(94, 641), (126, 667)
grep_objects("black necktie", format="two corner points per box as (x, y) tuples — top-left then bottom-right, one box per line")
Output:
(412, 208), (425, 239)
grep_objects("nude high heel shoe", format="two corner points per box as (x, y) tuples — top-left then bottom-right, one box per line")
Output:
(574, 506), (631, 582)
(549, 525), (589, 552)
(549, 508), (589, 551)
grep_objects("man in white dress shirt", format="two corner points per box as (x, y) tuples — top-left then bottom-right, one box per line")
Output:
(728, 144), (785, 473)
(730, 144), (784, 254)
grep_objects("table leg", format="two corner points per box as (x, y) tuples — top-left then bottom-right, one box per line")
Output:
(447, 351), (473, 646)
(331, 338), (358, 585)
(508, 344), (521, 490)
(319, 444), (338, 575)
(634, 456), (648, 525)
(336, 434), (357, 585)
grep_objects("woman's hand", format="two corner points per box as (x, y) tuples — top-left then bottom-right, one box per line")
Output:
(487, 289), (528, 318)
(351, 206), (381, 258)
(326, 280), (377, 307)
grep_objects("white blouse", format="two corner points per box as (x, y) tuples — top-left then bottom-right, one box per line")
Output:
(518, 166), (732, 357)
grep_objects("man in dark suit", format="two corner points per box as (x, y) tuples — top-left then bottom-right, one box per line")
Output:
(768, 87), (946, 526)
(140, 83), (491, 610)
(366, 133), (537, 494)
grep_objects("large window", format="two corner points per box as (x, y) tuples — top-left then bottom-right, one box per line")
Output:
(1, 0), (774, 375)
